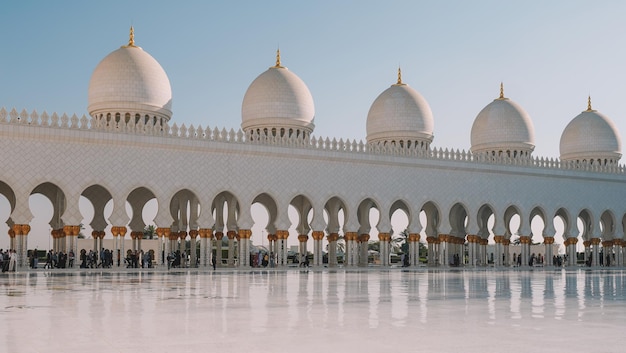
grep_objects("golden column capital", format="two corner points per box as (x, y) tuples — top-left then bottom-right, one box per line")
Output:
(344, 232), (357, 241)
(502, 239), (510, 246)
(189, 229), (199, 238)
(479, 238), (488, 246)
(215, 231), (224, 240)
(590, 238), (601, 245)
(297, 234), (308, 242)
(378, 233), (390, 242)
(8, 228), (15, 238)
(239, 229), (252, 239)
(156, 227), (166, 238)
(408, 233), (421, 242)
(118, 227), (127, 237)
(198, 228), (213, 239)
(493, 235), (504, 243)
(438, 234), (448, 242)
(519, 236), (531, 244)
(327, 233), (339, 242)
(276, 230), (289, 240)
(226, 230), (236, 240)
(359, 234), (370, 243)
(543, 237), (555, 245)
(312, 231), (325, 240)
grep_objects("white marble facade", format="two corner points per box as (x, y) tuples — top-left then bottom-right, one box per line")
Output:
(1, 29), (625, 270)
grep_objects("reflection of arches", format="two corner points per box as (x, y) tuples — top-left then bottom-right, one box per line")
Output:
(32, 182), (66, 230)
(81, 184), (112, 231)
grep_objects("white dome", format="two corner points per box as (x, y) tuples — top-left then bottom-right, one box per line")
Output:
(88, 29), (172, 124)
(560, 102), (622, 163)
(366, 73), (434, 147)
(470, 88), (535, 156)
(241, 52), (315, 136)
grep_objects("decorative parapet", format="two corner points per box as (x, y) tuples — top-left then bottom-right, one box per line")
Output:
(1, 106), (625, 175)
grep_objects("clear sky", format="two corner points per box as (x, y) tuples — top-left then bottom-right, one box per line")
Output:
(0, 1), (624, 250)
(1, 0), (625, 158)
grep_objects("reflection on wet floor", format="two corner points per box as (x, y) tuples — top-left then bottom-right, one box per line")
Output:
(1, 269), (625, 353)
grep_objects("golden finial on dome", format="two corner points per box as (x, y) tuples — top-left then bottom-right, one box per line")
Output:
(274, 48), (283, 68)
(123, 26), (137, 48)
(586, 95), (594, 112)
(498, 82), (505, 99)
(393, 66), (406, 86)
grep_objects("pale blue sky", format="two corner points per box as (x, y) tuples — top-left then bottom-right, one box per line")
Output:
(1, 0), (625, 158)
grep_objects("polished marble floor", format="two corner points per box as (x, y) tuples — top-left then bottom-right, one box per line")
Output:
(1, 268), (625, 353)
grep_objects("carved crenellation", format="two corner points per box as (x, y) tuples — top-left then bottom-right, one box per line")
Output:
(1, 106), (625, 174)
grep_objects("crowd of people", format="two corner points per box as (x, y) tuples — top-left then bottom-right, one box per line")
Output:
(0, 249), (17, 272)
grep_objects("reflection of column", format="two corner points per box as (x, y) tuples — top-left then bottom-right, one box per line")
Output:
(544, 237), (554, 266)
(312, 231), (324, 266)
(214, 232), (224, 267)
(378, 233), (390, 267)
(408, 233), (420, 267)
(189, 230), (198, 268)
(327, 233), (338, 267)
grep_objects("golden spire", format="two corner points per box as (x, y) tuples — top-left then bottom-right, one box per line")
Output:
(393, 66), (406, 86)
(586, 95), (593, 112)
(498, 82), (505, 99)
(124, 26), (137, 48)
(274, 48), (283, 68)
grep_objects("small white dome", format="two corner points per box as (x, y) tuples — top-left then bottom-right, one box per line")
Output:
(560, 100), (622, 163)
(88, 28), (172, 124)
(241, 51), (315, 136)
(471, 86), (535, 156)
(366, 70), (434, 148)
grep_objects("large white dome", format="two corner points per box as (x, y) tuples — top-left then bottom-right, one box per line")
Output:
(470, 85), (535, 157)
(241, 51), (315, 137)
(560, 99), (622, 164)
(366, 70), (434, 149)
(88, 28), (172, 124)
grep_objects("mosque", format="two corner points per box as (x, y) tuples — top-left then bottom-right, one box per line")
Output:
(1, 28), (625, 270)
